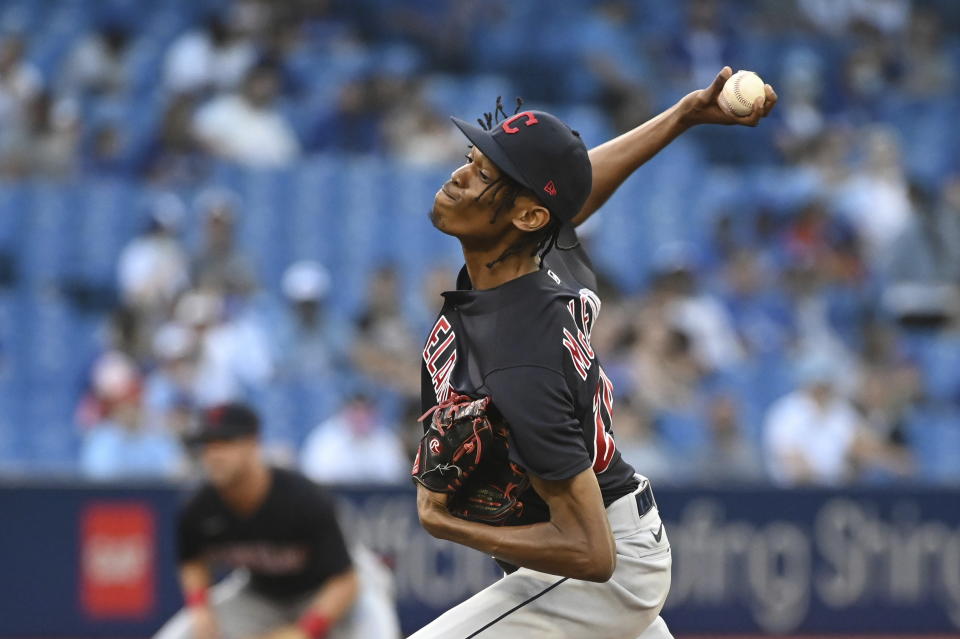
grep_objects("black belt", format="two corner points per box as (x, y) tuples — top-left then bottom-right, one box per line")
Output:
(635, 482), (656, 518)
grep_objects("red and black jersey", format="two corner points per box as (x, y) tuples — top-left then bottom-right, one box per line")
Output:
(421, 227), (638, 524)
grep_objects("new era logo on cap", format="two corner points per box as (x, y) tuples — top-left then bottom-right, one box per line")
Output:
(207, 406), (226, 428)
(543, 180), (557, 196)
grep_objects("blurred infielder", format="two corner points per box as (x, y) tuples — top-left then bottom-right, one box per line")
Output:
(410, 67), (776, 638)
(154, 403), (400, 639)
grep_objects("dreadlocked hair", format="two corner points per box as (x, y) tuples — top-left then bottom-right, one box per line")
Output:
(486, 213), (562, 269)
(471, 96), (561, 269)
(479, 170), (563, 269)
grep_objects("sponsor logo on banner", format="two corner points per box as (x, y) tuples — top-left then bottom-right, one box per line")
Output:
(80, 502), (155, 618)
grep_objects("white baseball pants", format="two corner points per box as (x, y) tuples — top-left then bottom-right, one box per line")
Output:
(408, 479), (674, 639)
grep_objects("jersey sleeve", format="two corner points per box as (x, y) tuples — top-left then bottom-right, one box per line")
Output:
(483, 366), (591, 481)
(420, 358), (436, 424)
(176, 495), (206, 563)
(302, 485), (353, 579)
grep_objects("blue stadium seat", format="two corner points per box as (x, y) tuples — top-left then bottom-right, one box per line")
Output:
(915, 333), (960, 403)
(0, 0), (46, 34)
(289, 381), (339, 445)
(251, 383), (299, 450)
(549, 105), (613, 148)
(879, 98), (958, 187)
(29, 0), (88, 68)
(19, 185), (73, 288)
(74, 180), (140, 286)
(19, 299), (81, 385)
(0, 185), (27, 260)
(655, 408), (709, 458)
(235, 168), (298, 296)
(22, 385), (80, 471)
(0, 380), (25, 469)
(422, 74), (516, 121)
(286, 157), (340, 267)
(906, 404), (960, 483)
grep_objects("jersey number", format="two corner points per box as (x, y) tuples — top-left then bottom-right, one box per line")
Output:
(561, 290), (616, 473)
(591, 366), (616, 473)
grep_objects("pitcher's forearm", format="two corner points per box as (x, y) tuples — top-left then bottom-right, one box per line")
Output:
(422, 507), (613, 582)
(574, 102), (690, 226)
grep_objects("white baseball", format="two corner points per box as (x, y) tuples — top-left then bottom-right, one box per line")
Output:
(719, 70), (765, 117)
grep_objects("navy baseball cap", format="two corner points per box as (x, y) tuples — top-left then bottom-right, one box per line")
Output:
(451, 110), (592, 226)
(185, 402), (260, 445)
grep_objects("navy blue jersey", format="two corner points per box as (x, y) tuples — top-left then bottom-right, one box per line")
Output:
(421, 228), (638, 524)
(178, 468), (352, 598)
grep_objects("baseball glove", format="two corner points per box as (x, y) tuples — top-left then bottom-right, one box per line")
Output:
(412, 393), (529, 525)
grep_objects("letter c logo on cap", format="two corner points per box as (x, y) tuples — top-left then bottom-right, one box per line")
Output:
(502, 111), (539, 134)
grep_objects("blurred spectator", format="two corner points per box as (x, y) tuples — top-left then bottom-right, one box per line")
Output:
(274, 260), (353, 382)
(300, 394), (409, 484)
(718, 247), (794, 357)
(143, 323), (201, 435)
(191, 188), (257, 297)
(175, 290), (274, 407)
(381, 0), (479, 73)
(77, 349), (139, 429)
(193, 60), (300, 167)
(775, 48), (827, 161)
(835, 126), (911, 261)
(763, 353), (860, 485)
(669, 0), (734, 89)
(882, 180), (960, 329)
(647, 243), (744, 373)
(855, 322), (918, 469)
(899, 8), (955, 98)
(609, 398), (673, 484)
(307, 76), (391, 153)
(352, 265), (420, 398)
(412, 263), (455, 334)
(841, 42), (898, 117)
(85, 122), (132, 175)
(60, 23), (131, 96)
(800, 125), (853, 188)
(97, 306), (142, 366)
(0, 34), (41, 135)
(798, 0), (911, 37)
(763, 351), (909, 485)
(144, 93), (204, 182)
(117, 194), (189, 320)
(630, 311), (704, 413)
(780, 199), (871, 347)
(79, 351), (185, 479)
(383, 89), (464, 166)
(694, 395), (764, 483)
(164, 14), (256, 94)
(779, 249), (861, 380)
(573, 1), (653, 128)
(0, 90), (79, 178)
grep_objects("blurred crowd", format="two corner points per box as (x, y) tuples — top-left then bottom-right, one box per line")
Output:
(1, 0), (959, 486)
(77, 189), (423, 483)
